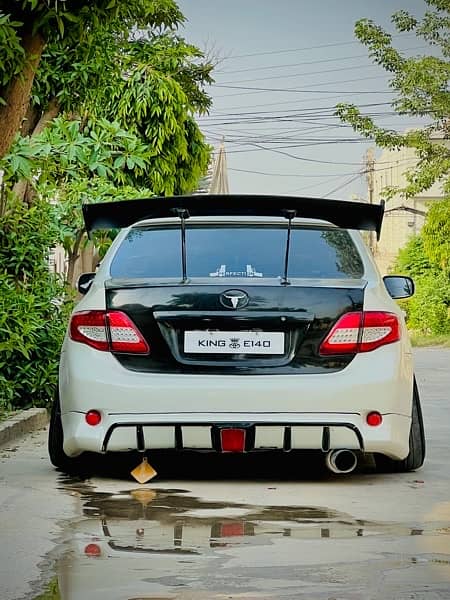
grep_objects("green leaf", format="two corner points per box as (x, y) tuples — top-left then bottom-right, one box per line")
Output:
(56, 16), (64, 38)
(113, 155), (126, 168)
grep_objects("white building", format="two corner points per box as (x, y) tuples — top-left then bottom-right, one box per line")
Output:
(369, 133), (447, 274)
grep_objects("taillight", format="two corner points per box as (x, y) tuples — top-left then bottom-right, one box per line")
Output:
(70, 310), (149, 354)
(319, 311), (400, 355)
(70, 311), (108, 351)
(106, 311), (149, 353)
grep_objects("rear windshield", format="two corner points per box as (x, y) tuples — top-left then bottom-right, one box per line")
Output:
(110, 225), (364, 279)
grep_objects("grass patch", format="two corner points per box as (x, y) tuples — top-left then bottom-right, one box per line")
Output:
(0, 409), (19, 423)
(34, 577), (60, 600)
(410, 332), (450, 347)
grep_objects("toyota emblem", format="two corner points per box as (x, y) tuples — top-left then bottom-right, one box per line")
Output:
(220, 290), (249, 310)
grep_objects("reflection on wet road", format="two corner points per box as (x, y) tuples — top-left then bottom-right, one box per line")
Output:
(0, 348), (448, 600)
(39, 479), (450, 600)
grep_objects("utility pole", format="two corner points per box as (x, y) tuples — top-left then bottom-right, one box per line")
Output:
(210, 138), (230, 195)
(365, 148), (375, 255)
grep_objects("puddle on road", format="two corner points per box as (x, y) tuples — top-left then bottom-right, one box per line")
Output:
(32, 481), (450, 599)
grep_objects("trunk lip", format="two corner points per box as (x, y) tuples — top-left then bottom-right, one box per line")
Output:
(104, 277), (368, 290)
(154, 310), (314, 322)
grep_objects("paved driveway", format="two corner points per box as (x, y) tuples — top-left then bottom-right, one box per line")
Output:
(0, 348), (449, 599)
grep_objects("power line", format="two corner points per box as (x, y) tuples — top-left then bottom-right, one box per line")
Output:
(228, 167), (361, 178)
(221, 33), (414, 61)
(199, 113), (399, 127)
(217, 63), (379, 86)
(323, 174), (363, 196)
(225, 142), (365, 164)
(213, 75), (390, 97)
(213, 91), (398, 110)
(217, 45), (427, 75)
(214, 136), (366, 144)
(211, 141), (421, 173)
(284, 174), (354, 194)
(199, 101), (394, 120)
(219, 53), (374, 75)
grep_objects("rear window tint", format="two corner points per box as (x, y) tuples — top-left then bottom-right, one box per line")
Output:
(110, 226), (364, 279)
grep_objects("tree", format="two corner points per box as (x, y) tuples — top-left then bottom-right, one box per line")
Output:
(395, 235), (432, 278)
(393, 236), (450, 335)
(336, 0), (450, 199)
(0, 0), (185, 158)
(20, 5), (213, 195)
(337, 1), (450, 339)
(0, 1), (214, 405)
(0, 0), (214, 281)
(421, 197), (450, 274)
(0, 194), (70, 408)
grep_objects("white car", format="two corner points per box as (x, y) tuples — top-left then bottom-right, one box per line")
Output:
(48, 195), (425, 475)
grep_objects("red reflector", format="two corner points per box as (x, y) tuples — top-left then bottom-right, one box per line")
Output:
(220, 429), (246, 452)
(85, 410), (102, 426)
(84, 543), (101, 557)
(220, 522), (245, 537)
(366, 411), (383, 427)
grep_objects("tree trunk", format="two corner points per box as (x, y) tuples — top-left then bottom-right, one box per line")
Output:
(32, 97), (60, 138)
(0, 30), (46, 159)
(20, 104), (39, 137)
(67, 231), (85, 287)
(12, 98), (61, 203)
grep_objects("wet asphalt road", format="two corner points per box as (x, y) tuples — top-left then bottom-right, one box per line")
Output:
(0, 348), (449, 600)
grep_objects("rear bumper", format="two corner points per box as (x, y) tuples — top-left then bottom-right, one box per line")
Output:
(60, 339), (413, 460)
(61, 412), (411, 460)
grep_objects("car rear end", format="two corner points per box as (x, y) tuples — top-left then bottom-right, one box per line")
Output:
(59, 209), (413, 467)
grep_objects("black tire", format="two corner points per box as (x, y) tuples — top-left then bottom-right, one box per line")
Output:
(48, 394), (88, 474)
(376, 377), (425, 473)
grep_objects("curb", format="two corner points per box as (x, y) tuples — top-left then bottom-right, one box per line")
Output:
(0, 408), (49, 447)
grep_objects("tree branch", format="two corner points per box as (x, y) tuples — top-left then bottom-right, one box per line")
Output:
(0, 29), (46, 159)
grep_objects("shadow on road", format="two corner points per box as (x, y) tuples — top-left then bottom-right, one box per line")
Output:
(58, 449), (376, 483)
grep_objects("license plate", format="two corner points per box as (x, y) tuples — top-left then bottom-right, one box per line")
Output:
(184, 331), (285, 354)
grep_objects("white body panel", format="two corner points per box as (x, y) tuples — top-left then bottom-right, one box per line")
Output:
(59, 219), (415, 462)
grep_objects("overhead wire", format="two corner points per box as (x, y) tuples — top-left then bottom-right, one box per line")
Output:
(285, 173), (364, 195)
(221, 32), (415, 61)
(200, 33), (428, 193)
(323, 174), (364, 196)
(217, 63), (381, 86)
(223, 142), (365, 164)
(216, 45), (427, 76)
(213, 75), (392, 98)
(228, 167), (361, 178)
(197, 103), (400, 127)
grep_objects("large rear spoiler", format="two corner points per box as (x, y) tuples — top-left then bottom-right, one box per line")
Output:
(82, 194), (385, 240)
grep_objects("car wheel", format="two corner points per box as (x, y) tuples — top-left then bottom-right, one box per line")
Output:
(48, 393), (88, 474)
(376, 377), (425, 473)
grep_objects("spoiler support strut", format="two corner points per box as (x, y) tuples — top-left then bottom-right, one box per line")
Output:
(173, 208), (189, 283)
(281, 209), (296, 285)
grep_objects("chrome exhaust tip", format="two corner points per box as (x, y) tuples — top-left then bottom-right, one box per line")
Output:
(325, 449), (358, 474)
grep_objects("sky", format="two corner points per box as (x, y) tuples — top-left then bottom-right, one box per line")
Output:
(176, 0), (429, 200)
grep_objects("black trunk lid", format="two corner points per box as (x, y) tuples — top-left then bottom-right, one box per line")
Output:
(106, 279), (365, 374)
